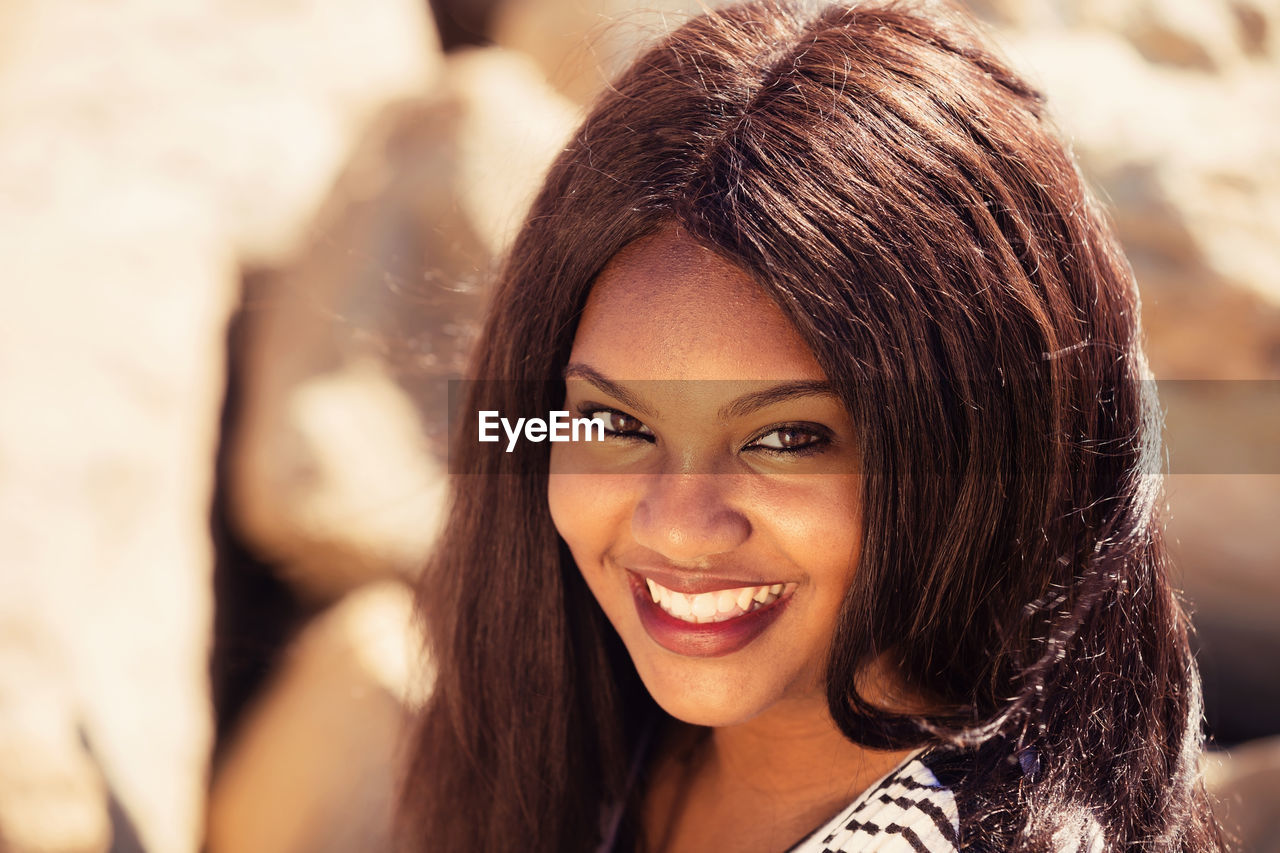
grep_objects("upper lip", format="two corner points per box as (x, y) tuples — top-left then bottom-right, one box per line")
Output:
(627, 566), (787, 595)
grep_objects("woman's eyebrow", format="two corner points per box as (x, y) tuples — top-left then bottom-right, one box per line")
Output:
(717, 381), (836, 419)
(563, 363), (835, 420)
(562, 363), (655, 417)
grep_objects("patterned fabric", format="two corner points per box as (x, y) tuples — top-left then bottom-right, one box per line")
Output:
(596, 743), (1110, 852)
(786, 754), (960, 853)
(784, 750), (1109, 853)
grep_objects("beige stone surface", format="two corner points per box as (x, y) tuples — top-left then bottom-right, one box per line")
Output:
(1165, 474), (1280, 740)
(988, 0), (1280, 757)
(206, 582), (430, 853)
(1205, 736), (1280, 851)
(0, 622), (111, 853)
(227, 48), (576, 601)
(0, 0), (440, 267)
(998, 29), (1280, 379)
(1088, 0), (1246, 70)
(0, 170), (231, 852)
(1230, 0), (1279, 57)
(0, 0), (441, 850)
(492, 0), (736, 102)
(0, 187), (229, 853)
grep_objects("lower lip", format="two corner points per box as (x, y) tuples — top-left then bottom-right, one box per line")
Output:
(630, 575), (791, 658)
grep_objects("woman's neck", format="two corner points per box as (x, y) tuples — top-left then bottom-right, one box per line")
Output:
(644, 697), (916, 853)
(719, 698), (891, 794)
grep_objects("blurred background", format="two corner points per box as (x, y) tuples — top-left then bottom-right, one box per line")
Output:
(0, 0), (1276, 851)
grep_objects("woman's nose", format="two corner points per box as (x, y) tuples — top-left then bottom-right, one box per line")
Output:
(630, 474), (751, 564)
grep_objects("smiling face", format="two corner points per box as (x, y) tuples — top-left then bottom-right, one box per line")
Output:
(547, 227), (864, 728)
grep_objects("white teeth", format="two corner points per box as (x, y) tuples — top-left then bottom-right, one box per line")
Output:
(644, 578), (796, 624)
(691, 593), (718, 619)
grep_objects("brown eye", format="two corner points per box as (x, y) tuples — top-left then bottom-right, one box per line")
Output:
(586, 409), (653, 439)
(750, 426), (828, 453)
(609, 412), (644, 433)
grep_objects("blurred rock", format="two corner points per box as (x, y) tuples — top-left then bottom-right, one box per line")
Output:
(206, 581), (429, 853)
(1166, 475), (1280, 741)
(0, 0), (441, 850)
(1204, 736), (1280, 851)
(0, 625), (111, 853)
(1001, 30), (1280, 378)
(0, 188), (228, 853)
(969, 0), (1272, 62)
(962, 0), (1062, 29)
(492, 0), (734, 102)
(0, 177), (230, 852)
(1228, 0), (1276, 57)
(227, 48), (576, 601)
(1093, 0), (1246, 71)
(427, 0), (505, 49)
(997, 4), (1280, 749)
(0, 0), (441, 269)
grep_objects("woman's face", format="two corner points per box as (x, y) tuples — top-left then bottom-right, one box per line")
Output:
(547, 228), (864, 727)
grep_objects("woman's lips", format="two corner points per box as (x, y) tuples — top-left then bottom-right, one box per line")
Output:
(628, 572), (795, 658)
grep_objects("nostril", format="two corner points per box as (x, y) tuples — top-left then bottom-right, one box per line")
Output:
(630, 477), (751, 562)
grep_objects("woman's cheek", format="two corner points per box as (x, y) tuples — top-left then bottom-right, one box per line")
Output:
(547, 467), (627, 560)
(546, 472), (581, 550)
(741, 473), (863, 564)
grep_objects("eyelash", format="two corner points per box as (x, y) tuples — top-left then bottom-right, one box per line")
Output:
(575, 406), (832, 457)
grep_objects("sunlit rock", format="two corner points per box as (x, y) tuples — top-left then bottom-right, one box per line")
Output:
(0, 0), (441, 849)
(206, 582), (429, 853)
(227, 48), (576, 601)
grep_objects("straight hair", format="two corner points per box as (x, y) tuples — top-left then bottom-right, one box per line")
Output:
(399, 2), (1226, 850)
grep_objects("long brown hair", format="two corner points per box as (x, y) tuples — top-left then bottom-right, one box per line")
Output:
(399, 1), (1225, 850)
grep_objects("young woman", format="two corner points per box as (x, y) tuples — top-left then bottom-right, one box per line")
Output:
(399, 1), (1226, 850)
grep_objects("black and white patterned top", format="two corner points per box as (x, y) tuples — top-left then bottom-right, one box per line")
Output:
(597, 733), (1106, 852)
(783, 748), (1107, 853)
(784, 752), (960, 853)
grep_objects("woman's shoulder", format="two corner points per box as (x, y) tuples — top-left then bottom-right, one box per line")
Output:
(787, 749), (963, 853)
(787, 748), (1109, 853)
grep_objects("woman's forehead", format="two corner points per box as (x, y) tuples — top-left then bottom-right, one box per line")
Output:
(572, 228), (827, 384)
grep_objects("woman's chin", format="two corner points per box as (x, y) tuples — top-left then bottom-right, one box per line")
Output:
(628, 653), (789, 728)
(646, 687), (762, 728)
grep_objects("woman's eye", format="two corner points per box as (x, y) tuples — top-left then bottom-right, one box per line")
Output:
(747, 426), (828, 454)
(583, 408), (654, 441)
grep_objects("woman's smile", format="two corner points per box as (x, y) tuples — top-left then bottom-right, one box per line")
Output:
(629, 566), (799, 658)
(547, 226), (864, 728)
(636, 569), (797, 621)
